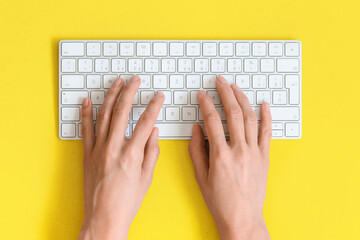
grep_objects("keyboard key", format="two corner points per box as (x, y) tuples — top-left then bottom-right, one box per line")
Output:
(174, 91), (188, 104)
(235, 42), (250, 56)
(244, 59), (258, 73)
(86, 42), (101, 56)
(203, 74), (216, 89)
(272, 122), (283, 129)
(269, 75), (283, 88)
(103, 75), (117, 88)
(121, 74), (134, 83)
(61, 124), (76, 137)
(137, 75), (150, 88)
(272, 91), (287, 105)
(211, 58), (225, 73)
(285, 123), (300, 137)
(182, 107), (197, 121)
(243, 91), (254, 105)
(111, 59), (126, 72)
(270, 107), (300, 121)
(178, 58), (192, 72)
(169, 75), (184, 89)
(87, 75), (101, 89)
(252, 42), (266, 56)
(153, 75), (168, 89)
(157, 108), (164, 121)
(252, 75), (267, 89)
(269, 42), (283, 57)
(62, 59), (76, 72)
(170, 43), (184, 56)
(62, 107), (80, 121)
(166, 107), (180, 121)
(103, 42), (118, 56)
(186, 42), (201, 56)
(62, 75), (84, 89)
(219, 42), (234, 56)
(95, 59), (109, 72)
(195, 59), (209, 72)
(186, 75), (201, 89)
(260, 59), (275, 73)
(190, 91), (199, 104)
(207, 91), (221, 105)
(133, 92), (139, 104)
(272, 130), (283, 137)
(161, 58), (176, 73)
(285, 75), (300, 104)
(220, 74), (234, 84)
(256, 91), (271, 104)
(91, 91), (105, 104)
(62, 91), (88, 104)
(137, 42), (151, 56)
(163, 91), (172, 105)
(128, 59), (143, 73)
(62, 42), (84, 56)
(140, 91), (155, 104)
(277, 58), (299, 72)
(236, 75), (250, 89)
(133, 107), (145, 121)
(145, 59), (159, 72)
(203, 42), (217, 56)
(227, 59), (242, 73)
(285, 42), (300, 56)
(120, 42), (134, 56)
(78, 59), (93, 73)
(153, 42), (167, 56)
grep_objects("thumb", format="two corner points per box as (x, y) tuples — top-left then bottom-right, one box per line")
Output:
(142, 127), (160, 181)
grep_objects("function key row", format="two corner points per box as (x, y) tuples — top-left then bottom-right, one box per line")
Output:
(61, 42), (300, 58)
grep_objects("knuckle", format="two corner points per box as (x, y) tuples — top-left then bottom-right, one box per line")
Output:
(245, 111), (258, 123)
(205, 110), (220, 121)
(228, 105), (243, 119)
(97, 108), (108, 121)
(112, 105), (127, 117)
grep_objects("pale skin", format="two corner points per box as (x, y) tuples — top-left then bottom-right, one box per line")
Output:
(79, 75), (272, 240)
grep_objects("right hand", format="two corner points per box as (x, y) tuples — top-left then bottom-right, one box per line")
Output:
(188, 76), (272, 240)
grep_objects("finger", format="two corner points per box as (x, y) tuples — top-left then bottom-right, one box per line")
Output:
(188, 124), (209, 184)
(258, 102), (272, 154)
(142, 127), (160, 181)
(197, 90), (227, 148)
(107, 76), (141, 147)
(96, 78), (124, 144)
(130, 91), (164, 147)
(231, 84), (258, 146)
(81, 98), (95, 157)
(216, 76), (246, 144)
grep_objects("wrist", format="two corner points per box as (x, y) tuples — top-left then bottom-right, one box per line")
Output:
(79, 217), (130, 240)
(217, 217), (270, 240)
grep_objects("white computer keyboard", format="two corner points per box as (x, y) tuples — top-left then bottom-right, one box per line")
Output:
(59, 40), (302, 140)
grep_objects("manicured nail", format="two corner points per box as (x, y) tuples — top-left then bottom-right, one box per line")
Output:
(217, 75), (227, 84)
(231, 84), (241, 92)
(83, 98), (89, 107)
(130, 76), (140, 82)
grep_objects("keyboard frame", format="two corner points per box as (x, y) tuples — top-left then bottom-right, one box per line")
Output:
(59, 40), (302, 140)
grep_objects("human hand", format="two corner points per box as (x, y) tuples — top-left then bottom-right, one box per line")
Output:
(189, 76), (272, 240)
(78, 76), (164, 240)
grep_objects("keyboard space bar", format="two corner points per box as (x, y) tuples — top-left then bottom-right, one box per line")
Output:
(154, 123), (228, 138)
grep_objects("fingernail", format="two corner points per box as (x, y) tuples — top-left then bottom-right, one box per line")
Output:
(130, 75), (140, 83)
(231, 84), (241, 92)
(156, 91), (164, 97)
(217, 75), (227, 84)
(114, 78), (122, 87)
(197, 90), (205, 97)
(153, 127), (159, 140)
(83, 98), (89, 107)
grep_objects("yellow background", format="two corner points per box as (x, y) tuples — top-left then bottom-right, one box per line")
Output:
(1, 0), (360, 239)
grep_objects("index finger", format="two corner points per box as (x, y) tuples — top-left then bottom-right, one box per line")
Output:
(130, 91), (164, 147)
(197, 90), (227, 148)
